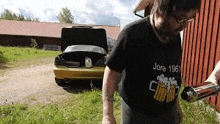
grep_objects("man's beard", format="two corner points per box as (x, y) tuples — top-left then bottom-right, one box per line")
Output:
(157, 22), (181, 37)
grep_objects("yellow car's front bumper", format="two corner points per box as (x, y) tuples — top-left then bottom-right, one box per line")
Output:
(53, 66), (105, 80)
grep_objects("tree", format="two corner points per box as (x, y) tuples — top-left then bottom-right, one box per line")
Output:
(0, 9), (13, 20)
(0, 9), (39, 22)
(57, 7), (74, 23)
(17, 14), (25, 21)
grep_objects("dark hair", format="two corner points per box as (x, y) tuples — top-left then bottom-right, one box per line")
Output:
(151, 0), (201, 16)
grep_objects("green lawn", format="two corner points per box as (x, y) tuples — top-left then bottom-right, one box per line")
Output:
(0, 89), (219, 124)
(0, 46), (219, 124)
(0, 90), (121, 124)
(0, 46), (61, 63)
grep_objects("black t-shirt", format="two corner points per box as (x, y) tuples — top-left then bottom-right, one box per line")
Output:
(105, 16), (182, 116)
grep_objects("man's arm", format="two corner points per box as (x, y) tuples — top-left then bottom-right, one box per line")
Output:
(206, 60), (220, 85)
(102, 66), (121, 124)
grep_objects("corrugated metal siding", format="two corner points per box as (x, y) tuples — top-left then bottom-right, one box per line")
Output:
(182, 0), (220, 109)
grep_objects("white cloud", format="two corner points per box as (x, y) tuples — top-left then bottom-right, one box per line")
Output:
(0, 0), (142, 27)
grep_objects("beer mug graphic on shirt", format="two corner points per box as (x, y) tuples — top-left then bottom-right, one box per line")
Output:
(166, 84), (176, 102)
(149, 74), (179, 102)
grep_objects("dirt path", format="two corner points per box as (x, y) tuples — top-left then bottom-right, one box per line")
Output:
(0, 58), (69, 105)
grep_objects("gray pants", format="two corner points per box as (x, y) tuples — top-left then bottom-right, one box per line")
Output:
(121, 100), (182, 124)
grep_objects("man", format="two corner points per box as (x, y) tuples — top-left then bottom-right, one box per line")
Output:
(102, 0), (201, 123)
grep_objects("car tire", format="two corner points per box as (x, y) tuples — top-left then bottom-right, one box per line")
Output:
(55, 78), (66, 86)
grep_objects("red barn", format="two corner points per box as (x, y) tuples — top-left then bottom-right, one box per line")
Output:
(0, 20), (120, 50)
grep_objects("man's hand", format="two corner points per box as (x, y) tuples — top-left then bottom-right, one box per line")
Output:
(102, 115), (116, 124)
(205, 60), (220, 85)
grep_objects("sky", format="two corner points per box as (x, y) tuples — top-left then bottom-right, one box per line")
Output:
(0, 0), (144, 29)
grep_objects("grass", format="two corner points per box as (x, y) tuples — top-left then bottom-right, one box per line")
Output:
(0, 46), (61, 72)
(180, 99), (218, 124)
(0, 88), (219, 124)
(179, 84), (219, 124)
(0, 90), (122, 124)
(0, 46), (219, 123)
(0, 46), (61, 64)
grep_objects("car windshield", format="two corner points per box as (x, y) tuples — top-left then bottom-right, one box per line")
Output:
(64, 45), (106, 54)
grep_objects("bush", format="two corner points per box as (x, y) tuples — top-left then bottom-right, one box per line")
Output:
(30, 39), (38, 48)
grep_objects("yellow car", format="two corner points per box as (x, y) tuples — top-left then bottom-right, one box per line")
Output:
(53, 27), (108, 86)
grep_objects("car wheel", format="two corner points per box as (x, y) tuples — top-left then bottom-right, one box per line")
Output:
(55, 78), (66, 86)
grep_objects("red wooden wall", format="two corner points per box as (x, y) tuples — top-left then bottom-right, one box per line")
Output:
(181, 0), (220, 110)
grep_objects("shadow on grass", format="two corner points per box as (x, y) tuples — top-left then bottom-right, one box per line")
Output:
(0, 64), (10, 70)
(0, 51), (9, 70)
(62, 80), (102, 94)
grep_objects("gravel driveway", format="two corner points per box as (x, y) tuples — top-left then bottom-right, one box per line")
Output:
(0, 59), (70, 105)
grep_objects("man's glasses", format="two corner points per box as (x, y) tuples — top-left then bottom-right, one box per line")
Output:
(172, 14), (196, 23)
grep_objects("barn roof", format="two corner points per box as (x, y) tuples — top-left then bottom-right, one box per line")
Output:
(0, 20), (120, 40)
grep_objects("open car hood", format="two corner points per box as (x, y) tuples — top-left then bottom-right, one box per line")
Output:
(61, 27), (108, 52)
